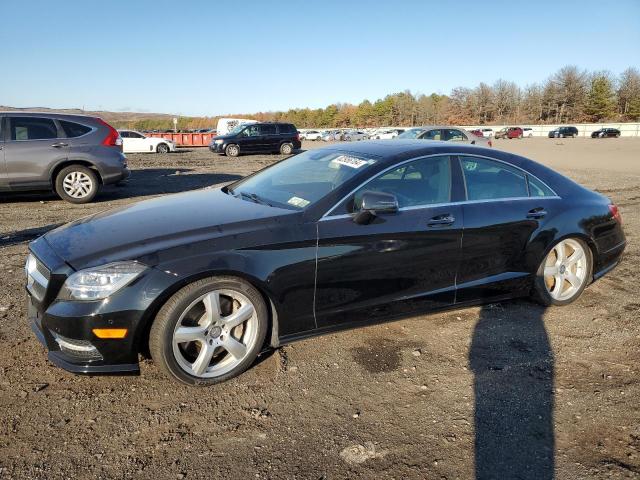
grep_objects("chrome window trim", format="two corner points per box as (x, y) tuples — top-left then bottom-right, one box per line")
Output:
(320, 196), (561, 222)
(320, 152), (560, 220)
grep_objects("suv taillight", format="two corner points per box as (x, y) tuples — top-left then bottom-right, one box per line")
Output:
(295, 133), (300, 142)
(96, 118), (123, 147)
(609, 204), (622, 224)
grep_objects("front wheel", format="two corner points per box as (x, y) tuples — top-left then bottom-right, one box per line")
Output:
(156, 143), (170, 154)
(532, 238), (592, 306)
(55, 165), (99, 204)
(149, 277), (268, 386)
(280, 143), (293, 155)
(225, 144), (240, 157)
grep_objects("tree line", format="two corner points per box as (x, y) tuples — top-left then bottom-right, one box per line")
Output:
(118, 66), (640, 131)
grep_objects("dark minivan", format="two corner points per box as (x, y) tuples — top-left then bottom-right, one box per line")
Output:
(548, 126), (579, 138)
(210, 122), (301, 157)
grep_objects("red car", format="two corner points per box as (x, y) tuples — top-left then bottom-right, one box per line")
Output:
(469, 129), (484, 137)
(495, 127), (523, 139)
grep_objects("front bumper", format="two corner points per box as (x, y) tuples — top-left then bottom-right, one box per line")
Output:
(210, 142), (225, 153)
(26, 237), (175, 375)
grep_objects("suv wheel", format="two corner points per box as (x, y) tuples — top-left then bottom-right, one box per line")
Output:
(156, 143), (169, 154)
(149, 276), (268, 385)
(225, 144), (240, 157)
(280, 143), (293, 155)
(55, 165), (99, 204)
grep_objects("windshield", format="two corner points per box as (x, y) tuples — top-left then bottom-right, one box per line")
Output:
(228, 149), (378, 210)
(227, 124), (247, 136)
(397, 128), (426, 139)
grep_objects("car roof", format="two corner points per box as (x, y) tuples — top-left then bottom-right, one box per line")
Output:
(0, 111), (98, 120)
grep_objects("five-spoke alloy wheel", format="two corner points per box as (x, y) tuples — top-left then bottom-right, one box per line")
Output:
(534, 238), (592, 305)
(150, 277), (267, 385)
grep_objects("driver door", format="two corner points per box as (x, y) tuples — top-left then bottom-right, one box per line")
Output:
(315, 155), (463, 329)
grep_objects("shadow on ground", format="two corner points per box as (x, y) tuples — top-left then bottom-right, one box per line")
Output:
(470, 301), (554, 479)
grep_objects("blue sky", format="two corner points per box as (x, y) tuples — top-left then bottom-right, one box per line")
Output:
(2, 0), (639, 116)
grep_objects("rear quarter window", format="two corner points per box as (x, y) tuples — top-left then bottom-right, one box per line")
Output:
(461, 156), (528, 200)
(60, 120), (92, 138)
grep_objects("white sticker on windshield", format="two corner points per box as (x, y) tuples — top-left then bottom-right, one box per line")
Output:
(333, 155), (369, 169)
(288, 196), (310, 208)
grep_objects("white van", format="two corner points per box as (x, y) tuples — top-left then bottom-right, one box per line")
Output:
(216, 118), (258, 136)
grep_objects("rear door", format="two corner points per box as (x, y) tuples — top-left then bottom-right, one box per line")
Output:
(261, 124), (278, 151)
(455, 154), (560, 303)
(3, 116), (69, 190)
(444, 128), (469, 144)
(420, 129), (443, 141)
(315, 155), (463, 328)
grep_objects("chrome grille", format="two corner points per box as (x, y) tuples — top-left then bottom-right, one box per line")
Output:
(25, 253), (50, 301)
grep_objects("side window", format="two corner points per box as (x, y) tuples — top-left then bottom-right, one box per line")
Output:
(131, 132), (144, 139)
(278, 124), (293, 134)
(421, 129), (442, 140)
(260, 124), (277, 135)
(119, 131), (130, 138)
(444, 129), (466, 142)
(9, 117), (58, 141)
(461, 156), (528, 200)
(60, 120), (91, 138)
(528, 176), (555, 197)
(243, 125), (260, 137)
(354, 156), (451, 209)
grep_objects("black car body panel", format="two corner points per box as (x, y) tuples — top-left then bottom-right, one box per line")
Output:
(548, 126), (578, 138)
(26, 141), (626, 374)
(209, 122), (301, 155)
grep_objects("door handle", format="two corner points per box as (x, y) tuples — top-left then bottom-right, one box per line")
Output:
(427, 214), (455, 227)
(51, 142), (68, 148)
(527, 207), (547, 219)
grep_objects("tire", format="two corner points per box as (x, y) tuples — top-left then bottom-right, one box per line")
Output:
(225, 144), (240, 157)
(54, 165), (99, 204)
(156, 143), (169, 154)
(616, 134), (620, 138)
(518, 134), (523, 139)
(532, 237), (592, 306)
(149, 276), (268, 386)
(280, 143), (293, 155)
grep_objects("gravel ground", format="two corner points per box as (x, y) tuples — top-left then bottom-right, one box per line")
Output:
(0, 139), (639, 479)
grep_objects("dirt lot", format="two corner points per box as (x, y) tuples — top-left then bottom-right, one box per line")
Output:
(1, 138), (639, 479)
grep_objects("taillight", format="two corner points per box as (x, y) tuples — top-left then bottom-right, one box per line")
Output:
(609, 204), (622, 224)
(295, 133), (300, 142)
(96, 118), (123, 147)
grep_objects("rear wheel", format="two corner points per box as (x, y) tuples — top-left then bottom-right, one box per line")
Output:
(225, 144), (240, 157)
(55, 165), (99, 204)
(149, 277), (268, 386)
(533, 238), (592, 306)
(280, 143), (293, 155)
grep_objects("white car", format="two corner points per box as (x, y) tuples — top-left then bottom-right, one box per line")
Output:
(343, 130), (368, 141)
(522, 127), (534, 138)
(480, 128), (494, 138)
(302, 130), (323, 141)
(119, 130), (177, 154)
(372, 129), (405, 139)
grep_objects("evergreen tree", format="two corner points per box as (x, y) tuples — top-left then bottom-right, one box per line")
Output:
(585, 74), (617, 121)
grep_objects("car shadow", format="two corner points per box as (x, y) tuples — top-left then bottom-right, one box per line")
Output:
(469, 300), (554, 480)
(0, 169), (243, 205)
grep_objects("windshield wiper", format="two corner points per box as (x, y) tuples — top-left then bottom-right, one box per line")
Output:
(236, 191), (273, 207)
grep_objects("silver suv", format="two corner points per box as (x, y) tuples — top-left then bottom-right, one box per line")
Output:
(0, 112), (130, 203)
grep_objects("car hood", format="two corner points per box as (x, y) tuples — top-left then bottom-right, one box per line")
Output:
(43, 188), (297, 270)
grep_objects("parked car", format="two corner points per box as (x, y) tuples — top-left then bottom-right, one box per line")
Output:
(522, 128), (534, 138)
(495, 127), (524, 139)
(480, 128), (494, 138)
(119, 130), (177, 154)
(548, 126), (578, 138)
(321, 130), (342, 141)
(301, 130), (323, 141)
(396, 127), (492, 147)
(371, 129), (405, 140)
(591, 128), (621, 138)
(470, 129), (484, 137)
(344, 130), (368, 141)
(0, 112), (129, 203)
(25, 141), (625, 384)
(209, 122), (301, 157)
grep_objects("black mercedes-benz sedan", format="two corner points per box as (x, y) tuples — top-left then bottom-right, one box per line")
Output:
(26, 141), (626, 385)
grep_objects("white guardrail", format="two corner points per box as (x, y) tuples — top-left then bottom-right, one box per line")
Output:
(461, 123), (640, 137)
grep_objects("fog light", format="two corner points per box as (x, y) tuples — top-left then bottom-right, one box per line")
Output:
(92, 328), (128, 339)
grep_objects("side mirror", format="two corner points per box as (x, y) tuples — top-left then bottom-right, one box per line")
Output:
(353, 191), (399, 224)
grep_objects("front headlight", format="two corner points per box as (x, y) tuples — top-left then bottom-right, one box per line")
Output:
(58, 262), (147, 301)
(214, 139), (224, 144)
